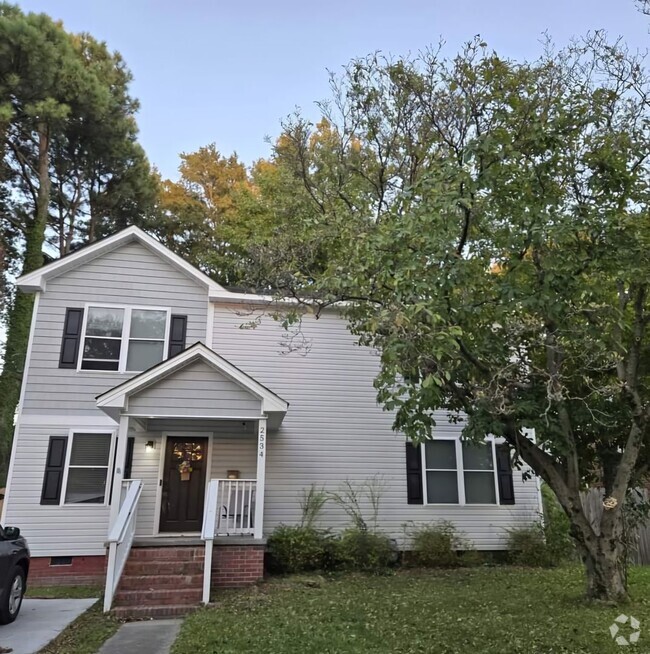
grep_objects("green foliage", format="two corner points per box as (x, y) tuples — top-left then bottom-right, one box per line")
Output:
(266, 525), (331, 574)
(332, 528), (396, 572)
(541, 484), (575, 562)
(0, 3), (152, 479)
(299, 485), (328, 529)
(328, 476), (385, 532)
(407, 521), (466, 568)
(507, 524), (554, 568)
(256, 37), (650, 600)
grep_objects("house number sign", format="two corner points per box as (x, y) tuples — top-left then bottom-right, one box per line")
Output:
(258, 424), (266, 459)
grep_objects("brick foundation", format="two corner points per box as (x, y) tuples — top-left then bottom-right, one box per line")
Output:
(211, 544), (265, 588)
(29, 555), (106, 586)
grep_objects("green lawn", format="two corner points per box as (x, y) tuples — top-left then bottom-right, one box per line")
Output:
(26, 585), (102, 599)
(172, 566), (650, 654)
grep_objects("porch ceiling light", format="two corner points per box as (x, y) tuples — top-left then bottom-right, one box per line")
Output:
(145, 440), (155, 453)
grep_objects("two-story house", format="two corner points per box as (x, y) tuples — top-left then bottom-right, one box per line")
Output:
(1, 226), (541, 617)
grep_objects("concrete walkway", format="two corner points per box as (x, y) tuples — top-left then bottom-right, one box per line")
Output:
(96, 619), (182, 654)
(0, 598), (97, 654)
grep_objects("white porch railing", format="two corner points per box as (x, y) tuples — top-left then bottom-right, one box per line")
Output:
(200, 479), (257, 604)
(103, 479), (143, 613)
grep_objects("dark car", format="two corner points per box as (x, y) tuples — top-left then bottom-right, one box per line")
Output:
(0, 526), (29, 624)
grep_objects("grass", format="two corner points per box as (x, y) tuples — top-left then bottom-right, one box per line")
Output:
(36, 600), (121, 654)
(172, 566), (650, 654)
(26, 585), (102, 599)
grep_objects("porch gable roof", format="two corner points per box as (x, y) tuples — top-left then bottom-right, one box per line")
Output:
(95, 342), (288, 424)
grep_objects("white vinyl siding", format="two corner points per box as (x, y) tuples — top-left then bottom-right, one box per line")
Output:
(127, 360), (262, 418)
(3, 424), (113, 556)
(210, 305), (541, 549)
(22, 241), (209, 415)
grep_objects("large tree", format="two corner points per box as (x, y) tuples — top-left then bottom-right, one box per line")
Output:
(252, 39), (650, 601)
(0, 4), (153, 476)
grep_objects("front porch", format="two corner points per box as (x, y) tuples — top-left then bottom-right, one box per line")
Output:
(95, 343), (288, 614)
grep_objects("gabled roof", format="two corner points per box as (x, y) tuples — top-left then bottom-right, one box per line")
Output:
(16, 226), (224, 294)
(96, 342), (289, 424)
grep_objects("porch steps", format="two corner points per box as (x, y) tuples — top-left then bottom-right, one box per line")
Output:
(112, 545), (205, 619)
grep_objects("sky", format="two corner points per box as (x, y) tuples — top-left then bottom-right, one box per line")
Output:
(15, 0), (650, 180)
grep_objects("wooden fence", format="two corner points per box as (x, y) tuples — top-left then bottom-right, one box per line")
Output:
(582, 488), (650, 565)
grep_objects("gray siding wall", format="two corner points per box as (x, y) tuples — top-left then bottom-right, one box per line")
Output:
(4, 424), (115, 556)
(211, 304), (541, 549)
(128, 360), (261, 417)
(22, 240), (209, 415)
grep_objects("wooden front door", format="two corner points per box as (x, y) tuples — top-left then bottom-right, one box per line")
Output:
(160, 436), (208, 532)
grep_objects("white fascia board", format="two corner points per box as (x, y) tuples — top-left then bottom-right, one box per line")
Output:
(17, 226), (224, 294)
(96, 342), (288, 415)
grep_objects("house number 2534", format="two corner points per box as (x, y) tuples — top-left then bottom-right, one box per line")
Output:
(258, 426), (266, 458)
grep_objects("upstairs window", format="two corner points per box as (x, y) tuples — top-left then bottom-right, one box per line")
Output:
(80, 305), (170, 372)
(423, 439), (498, 505)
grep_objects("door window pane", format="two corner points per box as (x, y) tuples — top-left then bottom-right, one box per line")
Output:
(462, 443), (494, 470)
(86, 307), (124, 337)
(130, 310), (167, 339)
(464, 472), (497, 504)
(425, 441), (456, 469)
(126, 340), (165, 371)
(426, 471), (459, 503)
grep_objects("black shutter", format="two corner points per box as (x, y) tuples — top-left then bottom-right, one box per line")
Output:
(405, 442), (424, 504)
(59, 308), (84, 368)
(124, 437), (135, 479)
(40, 437), (68, 505)
(496, 443), (515, 505)
(168, 315), (188, 358)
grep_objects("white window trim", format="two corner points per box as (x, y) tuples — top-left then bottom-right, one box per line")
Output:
(421, 437), (501, 507)
(60, 429), (117, 507)
(77, 303), (172, 374)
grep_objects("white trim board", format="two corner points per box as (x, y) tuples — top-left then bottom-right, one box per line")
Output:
(95, 342), (289, 422)
(16, 226), (224, 294)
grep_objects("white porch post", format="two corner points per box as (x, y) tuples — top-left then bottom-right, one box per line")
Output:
(254, 418), (267, 539)
(109, 415), (130, 527)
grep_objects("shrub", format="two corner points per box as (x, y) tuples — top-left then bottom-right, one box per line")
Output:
(267, 526), (330, 574)
(300, 485), (328, 529)
(506, 524), (553, 567)
(541, 484), (575, 562)
(408, 521), (465, 568)
(334, 528), (396, 572)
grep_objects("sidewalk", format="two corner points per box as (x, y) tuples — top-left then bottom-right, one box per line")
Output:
(96, 618), (182, 654)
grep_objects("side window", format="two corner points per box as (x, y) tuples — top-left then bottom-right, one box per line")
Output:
(422, 439), (505, 506)
(63, 433), (113, 504)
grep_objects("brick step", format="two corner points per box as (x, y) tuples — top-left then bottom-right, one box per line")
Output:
(118, 573), (203, 591)
(114, 588), (203, 606)
(111, 604), (200, 619)
(127, 547), (204, 561)
(123, 560), (205, 576)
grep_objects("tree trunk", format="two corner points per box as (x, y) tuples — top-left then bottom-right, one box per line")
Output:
(568, 499), (629, 602)
(0, 124), (50, 480)
(581, 542), (628, 602)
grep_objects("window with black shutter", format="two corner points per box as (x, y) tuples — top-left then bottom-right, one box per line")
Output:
(59, 308), (84, 369)
(41, 437), (68, 505)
